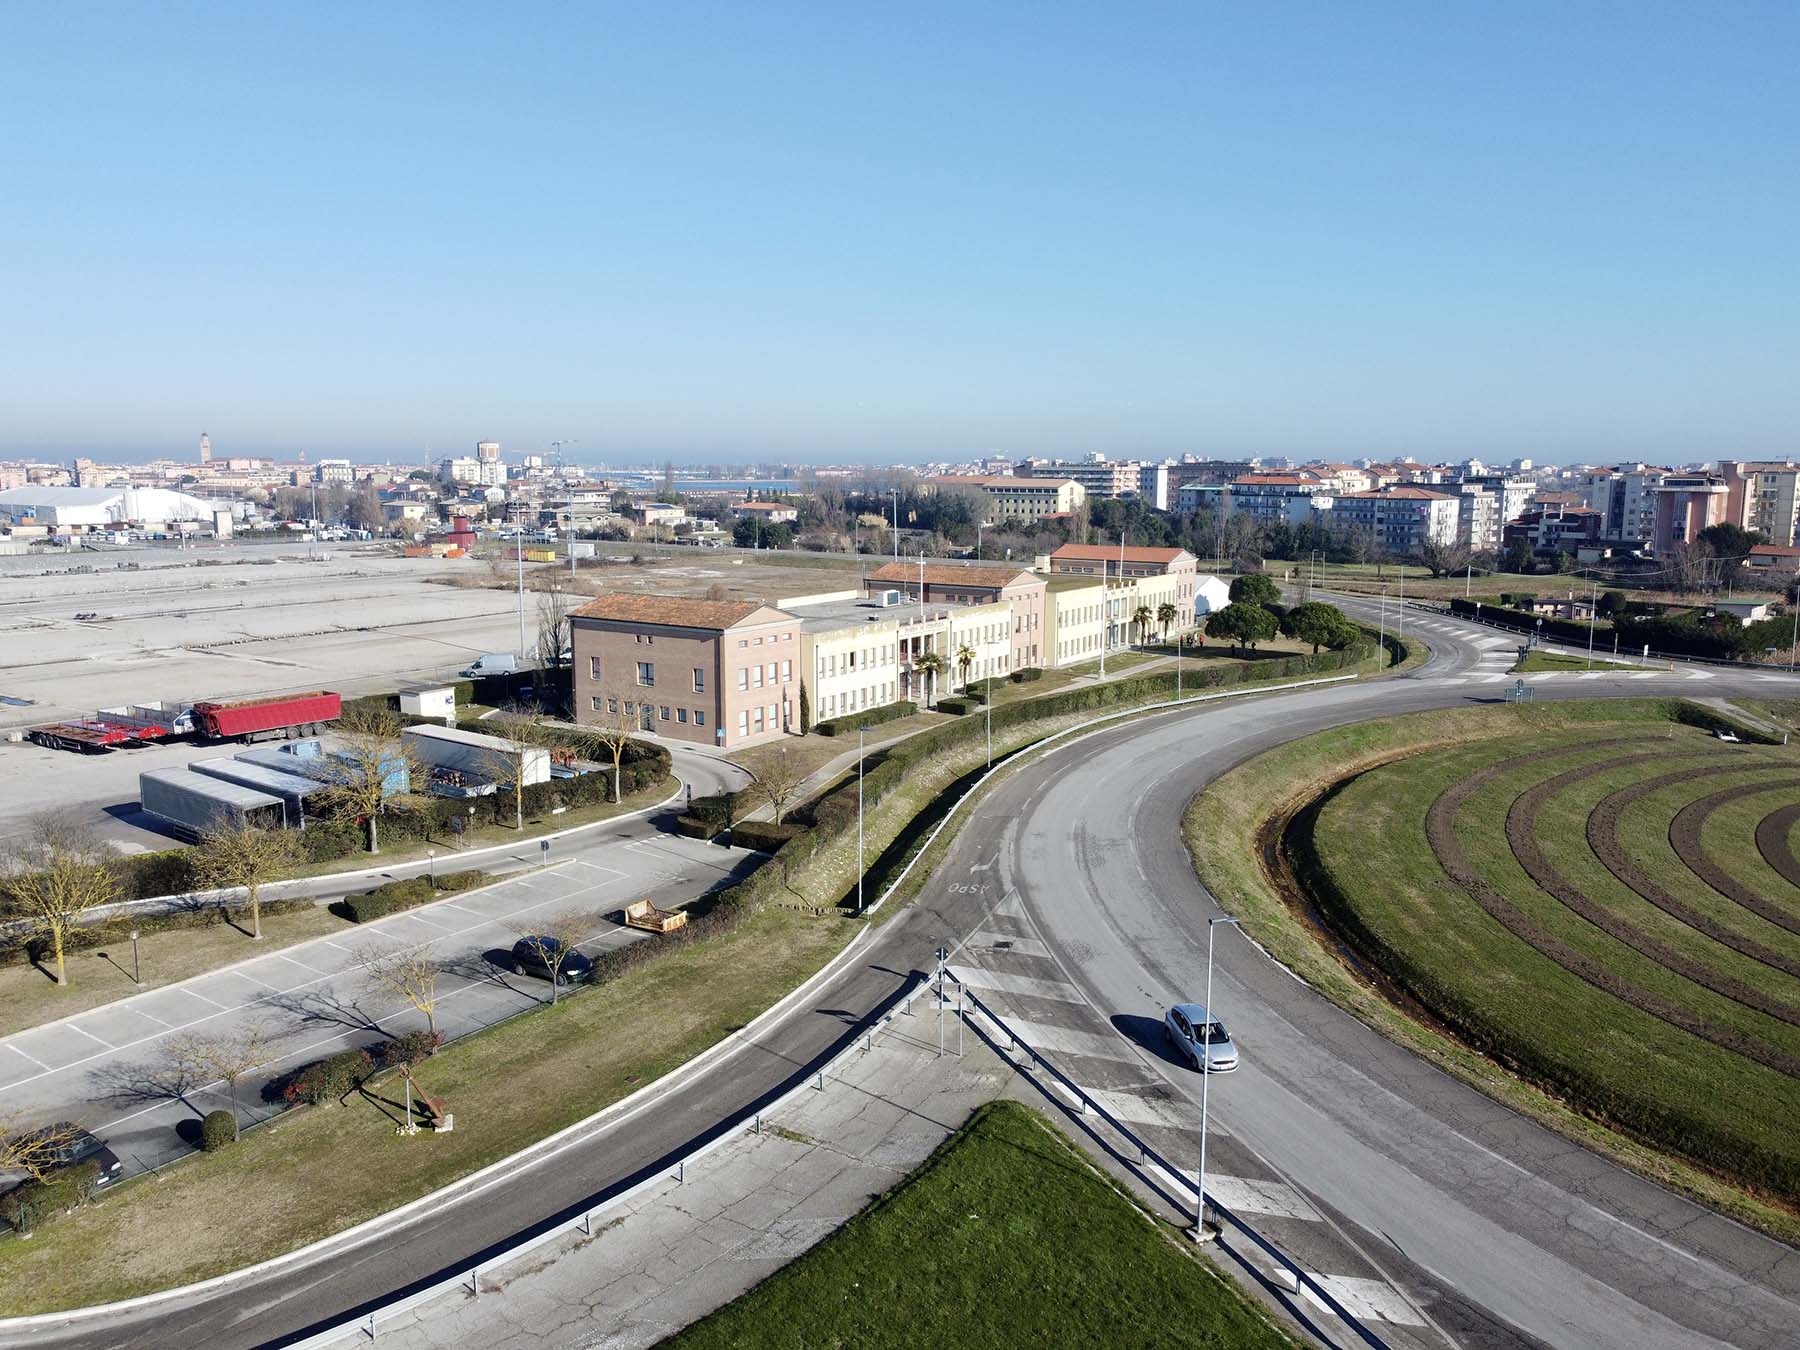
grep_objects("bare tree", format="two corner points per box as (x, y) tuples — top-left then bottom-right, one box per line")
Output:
(170, 1025), (277, 1139)
(358, 944), (442, 1036)
(191, 820), (300, 940)
(0, 1115), (83, 1182)
(536, 584), (575, 670)
(509, 912), (595, 1005)
(583, 704), (638, 804)
(753, 749), (807, 826)
(1418, 539), (1472, 579)
(318, 704), (424, 854)
(477, 711), (551, 830)
(0, 816), (121, 986)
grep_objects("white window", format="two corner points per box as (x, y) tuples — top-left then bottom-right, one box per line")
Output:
(753, 665), (763, 688)
(766, 662), (776, 684)
(589, 656), (601, 678)
(590, 696), (603, 711)
(696, 711), (706, 727)
(754, 707), (764, 731)
(738, 710), (749, 735)
(693, 667), (705, 692)
(677, 708), (688, 724)
(738, 669), (749, 691)
(782, 659), (791, 681)
(637, 661), (655, 687)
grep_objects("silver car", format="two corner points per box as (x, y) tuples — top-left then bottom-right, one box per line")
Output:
(1164, 1002), (1238, 1073)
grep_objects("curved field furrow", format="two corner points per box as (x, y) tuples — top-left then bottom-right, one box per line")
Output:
(1587, 768), (1800, 975)
(1506, 753), (1800, 1032)
(1428, 762), (1800, 1080)
(1670, 783), (1800, 939)
(1758, 803), (1800, 890)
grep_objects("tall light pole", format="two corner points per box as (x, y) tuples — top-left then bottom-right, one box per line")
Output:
(1375, 584), (1387, 670)
(976, 520), (986, 562)
(1194, 914), (1240, 1242)
(984, 676), (992, 768)
(856, 726), (865, 913)
(1586, 574), (1598, 670)
(515, 501), (528, 661)
(891, 488), (899, 562)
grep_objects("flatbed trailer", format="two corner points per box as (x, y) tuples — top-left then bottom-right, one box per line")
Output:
(27, 721), (132, 754)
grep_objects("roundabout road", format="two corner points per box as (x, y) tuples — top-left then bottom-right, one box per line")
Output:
(13, 604), (1799, 1349)
(937, 598), (1800, 1350)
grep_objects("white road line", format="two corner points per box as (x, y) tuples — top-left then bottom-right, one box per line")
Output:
(5, 1042), (52, 1072)
(1300, 1274), (1429, 1327)
(1086, 1086), (1199, 1132)
(276, 953), (329, 976)
(131, 1007), (174, 1029)
(66, 1024), (115, 1050)
(185, 988), (231, 1011)
(986, 1017), (1135, 1062)
(1630, 672), (1657, 679)
(950, 964), (1083, 1004)
(970, 932), (1051, 960)
(321, 940), (358, 955)
(1686, 671), (1715, 680)
(1178, 1171), (1321, 1221)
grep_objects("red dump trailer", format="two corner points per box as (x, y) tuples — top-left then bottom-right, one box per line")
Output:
(190, 692), (342, 743)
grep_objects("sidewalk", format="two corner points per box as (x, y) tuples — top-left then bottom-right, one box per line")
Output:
(356, 1006), (1017, 1349)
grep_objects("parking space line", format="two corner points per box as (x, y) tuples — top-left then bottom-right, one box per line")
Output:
(66, 1023), (116, 1050)
(131, 1007), (174, 1029)
(277, 952), (331, 976)
(5, 1042), (52, 1072)
(184, 988), (232, 1011)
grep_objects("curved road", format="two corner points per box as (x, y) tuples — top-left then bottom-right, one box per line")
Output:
(12, 603), (1799, 1349)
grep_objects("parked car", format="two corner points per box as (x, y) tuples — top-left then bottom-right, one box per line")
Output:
(1164, 1003), (1238, 1073)
(18, 1123), (123, 1186)
(509, 936), (594, 986)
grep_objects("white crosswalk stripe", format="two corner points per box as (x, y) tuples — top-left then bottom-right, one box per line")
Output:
(967, 931), (1052, 960)
(1300, 1274), (1430, 1327)
(978, 1016), (1129, 1062)
(1175, 1171), (1321, 1221)
(950, 964), (1083, 1004)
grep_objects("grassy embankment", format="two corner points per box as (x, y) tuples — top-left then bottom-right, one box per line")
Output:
(1510, 650), (1653, 674)
(667, 1101), (1298, 1350)
(1184, 699), (1800, 1244)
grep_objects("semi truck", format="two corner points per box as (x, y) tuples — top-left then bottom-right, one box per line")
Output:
(189, 692), (342, 743)
(94, 701), (198, 738)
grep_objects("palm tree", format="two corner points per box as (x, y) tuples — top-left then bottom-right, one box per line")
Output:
(1157, 602), (1177, 645)
(1131, 604), (1152, 649)
(913, 650), (945, 707)
(955, 644), (976, 690)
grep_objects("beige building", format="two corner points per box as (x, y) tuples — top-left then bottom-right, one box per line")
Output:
(866, 561), (1049, 673)
(922, 474), (1086, 523)
(570, 594), (800, 749)
(1047, 544), (1200, 640)
(1046, 576), (1109, 665)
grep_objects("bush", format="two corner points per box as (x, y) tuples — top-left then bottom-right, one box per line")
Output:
(200, 1110), (237, 1151)
(730, 821), (806, 852)
(280, 1048), (374, 1105)
(814, 701), (914, 737)
(3, 896), (317, 970)
(674, 814), (715, 839)
(432, 869), (486, 892)
(341, 877), (435, 923)
(685, 794), (734, 826)
(379, 1029), (443, 1068)
(935, 697), (974, 716)
(1010, 667), (1044, 683)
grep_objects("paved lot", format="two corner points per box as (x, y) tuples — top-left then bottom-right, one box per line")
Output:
(0, 832), (749, 1180)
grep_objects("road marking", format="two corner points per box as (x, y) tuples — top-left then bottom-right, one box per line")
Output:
(969, 931), (1051, 960)
(5, 1042), (51, 1072)
(1630, 672), (1657, 679)
(1086, 1086), (1199, 1132)
(950, 964), (1083, 1004)
(185, 988), (231, 1010)
(130, 1007), (174, 1029)
(1181, 1172), (1321, 1221)
(985, 1017), (1134, 1062)
(1299, 1274), (1428, 1327)
(1686, 671), (1715, 680)
(66, 1024), (115, 1050)
(276, 953), (329, 976)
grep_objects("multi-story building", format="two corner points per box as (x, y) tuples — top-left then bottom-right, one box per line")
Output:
(865, 561), (1049, 671)
(1503, 503), (1606, 557)
(1327, 487), (1460, 556)
(1045, 576), (1108, 666)
(1456, 484), (1499, 552)
(1046, 544), (1200, 632)
(1722, 461), (1800, 547)
(922, 474), (1086, 522)
(570, 594), (800, 749)
(1017, 455), (1143, 500)
(313, 460), (354, 485)
(1217, 474), (1327, 527)
(1651, 476), (1730, 555)
(1306, 463), (1376, 494)
(1455, 474), (1535, 527)
(1575, 464), (1665, 543)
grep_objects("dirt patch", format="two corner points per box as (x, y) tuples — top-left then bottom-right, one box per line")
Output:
(1505, 752), (1800, 1036)
(1585, 766), (1800, 977)
(1430, 760), (1800, 1079)
(1668, 782), (1800, 939)
(1757, 803), (1800, 891)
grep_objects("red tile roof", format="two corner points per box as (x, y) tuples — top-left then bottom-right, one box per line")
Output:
(867, 561), (1037, 588)
(1051, 543), (1193, 564)
(1341, 486), (1457, 501)
(570, 594), (787, 629)
(927, 474), (1077, 490)
(1751, 544), (1800, 556)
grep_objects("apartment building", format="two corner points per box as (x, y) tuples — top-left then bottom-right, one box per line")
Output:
(1018, 456), (1143, 500)
(1047, 543), (1201, 632)
(1046, 577), (1109, 665)
(1651, 476), (1730, 554)
(922, 474), (1086, 523)
(1326, 487), (1460, 555)
(1456, 484), (1499, 551)
(1575, 465), (1665, 543)
(866, 561), (1048, 671)
(570, 594), (800, 749)
(1217, 474), (1328, 527)
(1722, 462), (1800, 547)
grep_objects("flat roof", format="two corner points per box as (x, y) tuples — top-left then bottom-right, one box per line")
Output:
(139, 767), (285, 809)
(782, 596), (911, 631)
(191, 758), (327, 799)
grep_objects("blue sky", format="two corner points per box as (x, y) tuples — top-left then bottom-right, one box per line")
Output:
(2, 3), (1795, 465)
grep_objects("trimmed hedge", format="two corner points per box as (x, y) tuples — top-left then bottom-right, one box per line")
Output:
(730, 821), (805, 853)
(815, 701), (914, 736)
(338, 868), (485, 923)
(3, 896), (318, 971)
(1010, 667), (1044, 683)
(935, 697), (975, 716)
(275, 1048), (374, 1105)
(1449, 596), (1603, 646)
(200, 1110), (237, 1151)
(0, 1162), (99, 1235)
(674, 815), (716, 839)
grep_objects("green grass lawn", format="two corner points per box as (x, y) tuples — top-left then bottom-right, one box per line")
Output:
(1511, 650), (1653, 673)
(1309, 732), (1800, 1205)
(0, 907), (855, 1313)
(1183, 698), (1800, 1244)
(666, 1101), (1297, 1350)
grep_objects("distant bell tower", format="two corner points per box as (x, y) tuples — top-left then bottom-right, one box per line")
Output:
(199, 432), (212, 464)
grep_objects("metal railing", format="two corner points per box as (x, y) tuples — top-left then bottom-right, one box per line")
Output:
(282, 971), (931, 1348)
(953, 980), (1393, 1350)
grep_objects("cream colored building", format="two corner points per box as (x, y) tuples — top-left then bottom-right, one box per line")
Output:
(923, 474), (1086, 523)
(1046, 576), (1108, 666)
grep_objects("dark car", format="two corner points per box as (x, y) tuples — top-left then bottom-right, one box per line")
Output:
(509, 936), (594, 986)
(22, 1123), (124, 1186)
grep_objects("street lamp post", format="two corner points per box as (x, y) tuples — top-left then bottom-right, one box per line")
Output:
(1586, 576), (1598, 670)
(984, 677), (992, 768)
(515, 503), (528, 661)
(428, 847), (436, 887)
(130, 930), (142, 988)
(976, 521), (986, 562)
(1194, 914), (1240, 1242)
(856, 727), (865, 913)
(890, 488), (899, 562)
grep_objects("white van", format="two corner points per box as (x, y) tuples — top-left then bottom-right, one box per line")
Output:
(459, 653), (521, 679)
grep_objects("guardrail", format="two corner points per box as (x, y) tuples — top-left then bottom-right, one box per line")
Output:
(952, 979), (1394, 1350)
(282, 972), (931, 1348)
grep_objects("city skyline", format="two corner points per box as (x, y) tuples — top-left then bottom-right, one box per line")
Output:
(3, 4), (1795, 466)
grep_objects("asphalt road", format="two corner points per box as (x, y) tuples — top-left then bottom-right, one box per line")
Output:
(11, 606), (1800, 1349)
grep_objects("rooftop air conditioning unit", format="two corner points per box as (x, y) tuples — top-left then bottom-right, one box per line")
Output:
(877, 589), (903, 607)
